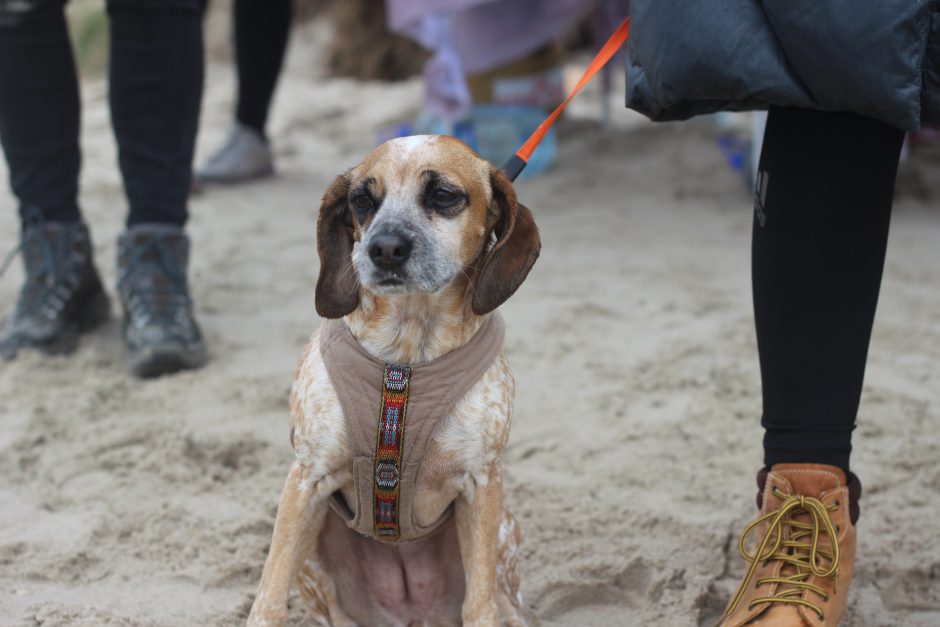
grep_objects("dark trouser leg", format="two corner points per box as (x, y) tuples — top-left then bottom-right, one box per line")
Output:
(107, 0), (205, 227)
(753, 106), (904, 471)
(0, 0), (82, 224)
(234, 0), (291, 138)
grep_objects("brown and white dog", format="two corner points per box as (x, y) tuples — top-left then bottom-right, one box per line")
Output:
(247, 135), (540, 626)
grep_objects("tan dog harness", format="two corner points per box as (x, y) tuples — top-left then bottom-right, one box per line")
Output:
(319, 313), (505, 542)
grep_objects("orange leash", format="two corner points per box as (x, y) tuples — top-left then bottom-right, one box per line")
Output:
(503, 17), (630, 181)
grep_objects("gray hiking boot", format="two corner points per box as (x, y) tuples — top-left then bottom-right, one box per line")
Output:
(194, 121), (274, 185)
(117, 224), (207, 378)
(0, 218), (110, 359)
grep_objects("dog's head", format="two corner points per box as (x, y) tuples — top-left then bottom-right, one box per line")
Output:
(315, 135), (540, 318)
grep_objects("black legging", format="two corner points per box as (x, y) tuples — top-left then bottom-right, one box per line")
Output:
(754, 106), (905, 471)
(0, 0), (204, 227)
(234, 0), (292, 139)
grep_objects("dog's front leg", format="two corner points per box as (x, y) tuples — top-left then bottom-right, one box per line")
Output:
(248, 461), (335, 627)
(456, 465), (504, 626)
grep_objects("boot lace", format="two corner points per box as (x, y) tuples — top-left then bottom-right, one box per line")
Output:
(725, 487), (841, 620)
(118, 236), (193, 335)
(0, 208), (84, 320)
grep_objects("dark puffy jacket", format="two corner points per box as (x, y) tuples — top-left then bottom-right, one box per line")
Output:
(625, 1), (940, 130)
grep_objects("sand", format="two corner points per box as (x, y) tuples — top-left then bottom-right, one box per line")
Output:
(2, 13), (940, 627)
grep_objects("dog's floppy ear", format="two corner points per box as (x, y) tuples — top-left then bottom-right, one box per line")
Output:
(471, 168), (541, 315)
(315, 173), (360, 318)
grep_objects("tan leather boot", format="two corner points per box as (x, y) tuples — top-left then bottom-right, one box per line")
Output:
(719, 464), (862, 627)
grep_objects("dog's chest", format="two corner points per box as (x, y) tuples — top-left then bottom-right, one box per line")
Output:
(291, 326), (514, 540)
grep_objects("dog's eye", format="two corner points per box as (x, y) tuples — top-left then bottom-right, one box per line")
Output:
(352, 194), (375, 211)
(431, 189), (459, 206)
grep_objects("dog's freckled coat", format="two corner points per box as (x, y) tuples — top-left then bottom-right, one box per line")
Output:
(248, 135), (539, 627)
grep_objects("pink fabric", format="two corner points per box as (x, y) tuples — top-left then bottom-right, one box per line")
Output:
(387, 0), (590, 117)
(451, 0), (590, 74)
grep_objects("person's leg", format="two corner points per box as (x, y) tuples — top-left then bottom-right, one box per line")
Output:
(753, 106), (904, 471)
(107, 0), (204, 227)
(194, 0), (290, 184)
(720, 107), (904, 627)
(0, 0), (81, 223)
(0, 1), (109, 359)
(234, 0), (292, 139)
(107, 0), (208, 376)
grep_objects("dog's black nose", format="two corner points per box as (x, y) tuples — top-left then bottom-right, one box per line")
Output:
(369, 233), (412, 269)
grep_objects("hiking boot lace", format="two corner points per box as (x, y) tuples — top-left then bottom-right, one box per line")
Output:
(725, 487), (841, 621)
(118, 236), (193, 335)
(0, 208), (85, 321)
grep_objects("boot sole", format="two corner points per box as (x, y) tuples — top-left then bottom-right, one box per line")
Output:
(127, 342), (208, 379)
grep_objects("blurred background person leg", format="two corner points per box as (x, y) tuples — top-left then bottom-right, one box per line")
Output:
(108, 0), (208, 377)
(0, 0), (110, 359)
(195, 0), (292, 185)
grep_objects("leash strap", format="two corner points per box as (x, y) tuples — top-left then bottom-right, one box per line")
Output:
(374, 363), (412, 538)
(502, 17), (630, 182)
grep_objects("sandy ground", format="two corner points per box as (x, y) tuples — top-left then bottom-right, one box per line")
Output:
(2, 15), (940, 627)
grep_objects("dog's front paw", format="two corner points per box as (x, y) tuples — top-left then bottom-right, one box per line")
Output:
(246, 601), (287, 627)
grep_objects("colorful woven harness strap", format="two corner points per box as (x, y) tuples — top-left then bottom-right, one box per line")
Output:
(502, 17), (631, 182)
(374, 364), (412, 538)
